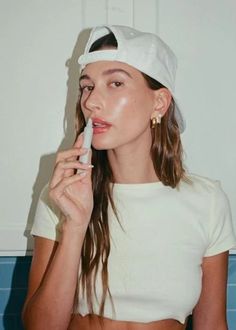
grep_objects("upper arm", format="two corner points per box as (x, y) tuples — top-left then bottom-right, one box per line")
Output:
(24, 236), (58, 306)
(193, 251), (229, 330)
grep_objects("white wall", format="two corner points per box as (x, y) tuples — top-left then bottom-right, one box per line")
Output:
(159, 1), (236, 205)
(0, 0), (84, 254)
(0, 0), (235, 255)
(159, 1), (236, 254)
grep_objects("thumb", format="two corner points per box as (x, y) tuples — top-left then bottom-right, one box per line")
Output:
(73, 132), (84, 149)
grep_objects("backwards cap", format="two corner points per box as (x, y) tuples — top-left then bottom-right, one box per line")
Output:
(78, 25), (185, 132)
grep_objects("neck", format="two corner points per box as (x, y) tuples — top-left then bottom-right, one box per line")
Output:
(107, 140), (159, 184)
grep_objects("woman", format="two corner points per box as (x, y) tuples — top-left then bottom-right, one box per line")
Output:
(22, 25), (236, 330)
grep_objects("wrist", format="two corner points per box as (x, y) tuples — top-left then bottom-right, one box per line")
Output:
(61, 218), (88, 237)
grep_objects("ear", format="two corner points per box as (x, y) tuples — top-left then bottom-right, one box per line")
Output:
(151, 88), (172, 120)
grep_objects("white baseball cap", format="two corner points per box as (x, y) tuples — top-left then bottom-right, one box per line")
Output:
(78, 25), (185, 133)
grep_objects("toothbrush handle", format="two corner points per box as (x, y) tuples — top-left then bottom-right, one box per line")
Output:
(78, 122), (93, 165)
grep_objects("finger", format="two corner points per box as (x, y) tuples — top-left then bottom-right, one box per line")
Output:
(55, 147), (86, 164)
(50, 171), (87, 195)
(87, 149), (92, 165)
(64, 148), (91, 178)
(61, 161), (93, 171)
(76, 150), (93, 182)
(49, 187), (81, 221)
(63, 162), (94, 180)
(65, 148), (87, 169)
(73, 132), (84, 149)
(50, 154), (88, 189)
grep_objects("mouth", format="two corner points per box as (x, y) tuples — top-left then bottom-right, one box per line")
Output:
(92, 118), (112, 134)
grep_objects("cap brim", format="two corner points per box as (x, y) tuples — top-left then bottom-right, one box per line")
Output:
(172, 96), (185, 133)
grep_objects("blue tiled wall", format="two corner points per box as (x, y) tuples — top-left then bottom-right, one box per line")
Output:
(0, 256), (235, 330)
(228, 255), (236, 329)
(0, 257), (31, 330)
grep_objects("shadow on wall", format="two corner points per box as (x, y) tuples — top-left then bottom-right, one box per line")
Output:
(2, 28), (91, 329)
(23, 27), (91, 252)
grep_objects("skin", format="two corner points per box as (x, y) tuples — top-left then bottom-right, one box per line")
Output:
(79, 61), (171, 183)
(22, 61), (229, 330)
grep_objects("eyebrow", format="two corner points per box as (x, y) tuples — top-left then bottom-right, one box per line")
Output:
(79, 68), (133, 82)
(103, 68), (133, 78)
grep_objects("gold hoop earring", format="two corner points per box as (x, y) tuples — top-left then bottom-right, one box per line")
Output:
(151, 117), (158, 128)
(151, 114), (162, 128)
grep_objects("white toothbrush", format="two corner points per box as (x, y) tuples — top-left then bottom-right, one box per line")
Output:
(77, 118), (93, 173)
(79, 118), (93, 164)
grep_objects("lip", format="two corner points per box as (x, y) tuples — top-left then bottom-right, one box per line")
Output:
(92, 117), (112, 134)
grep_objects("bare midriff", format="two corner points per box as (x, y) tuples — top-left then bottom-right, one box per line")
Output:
(68, 314), (187, 330)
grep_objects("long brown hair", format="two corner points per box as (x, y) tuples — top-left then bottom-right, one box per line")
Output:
(75, 32), (185, 316)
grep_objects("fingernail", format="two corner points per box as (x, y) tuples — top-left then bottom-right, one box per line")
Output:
(88, 164), (94, 168)
(77, 169), (86, 176)
(79, 171), (87, 177)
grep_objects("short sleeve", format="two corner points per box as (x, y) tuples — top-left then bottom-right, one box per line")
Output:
(204, 181), (236, 257)
(30, 184), (62, 242)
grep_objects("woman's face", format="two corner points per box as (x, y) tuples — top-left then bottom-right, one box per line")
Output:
(79, 61), (157, 151)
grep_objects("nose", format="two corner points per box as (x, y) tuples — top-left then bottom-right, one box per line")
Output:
(83, 87), (103, 113)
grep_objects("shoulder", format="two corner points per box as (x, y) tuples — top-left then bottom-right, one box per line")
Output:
(173, 173), (231, 215)
(38, 183), (61, 217)
(178, 172), (226, 199)
(31, 183), (62, 241)
(180, 172), (220, 192)
(39, 183), (51, 205)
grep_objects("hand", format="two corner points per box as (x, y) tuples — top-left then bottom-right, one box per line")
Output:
(49, 133), (93, 230)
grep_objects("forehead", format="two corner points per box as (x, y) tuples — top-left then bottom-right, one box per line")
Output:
(80, 60), (143, 79)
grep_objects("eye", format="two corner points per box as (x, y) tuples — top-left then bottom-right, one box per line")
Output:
(80, 85), (94, 93)
(110, 81), (123, 88)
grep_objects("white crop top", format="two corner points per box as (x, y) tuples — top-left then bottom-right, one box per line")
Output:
(31, 173), (236, 324)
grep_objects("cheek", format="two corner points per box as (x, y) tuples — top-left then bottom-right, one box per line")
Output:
(108, 92), (150, 123)
(92, 95), (152, 150)
(108, 95), (131, 119)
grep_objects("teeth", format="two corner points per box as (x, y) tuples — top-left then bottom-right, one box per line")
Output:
(93, 123), (106, 127)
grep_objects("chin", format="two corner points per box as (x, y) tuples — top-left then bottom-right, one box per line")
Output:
(92, 136), (117, 151)
(92, 143), (114, 151)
